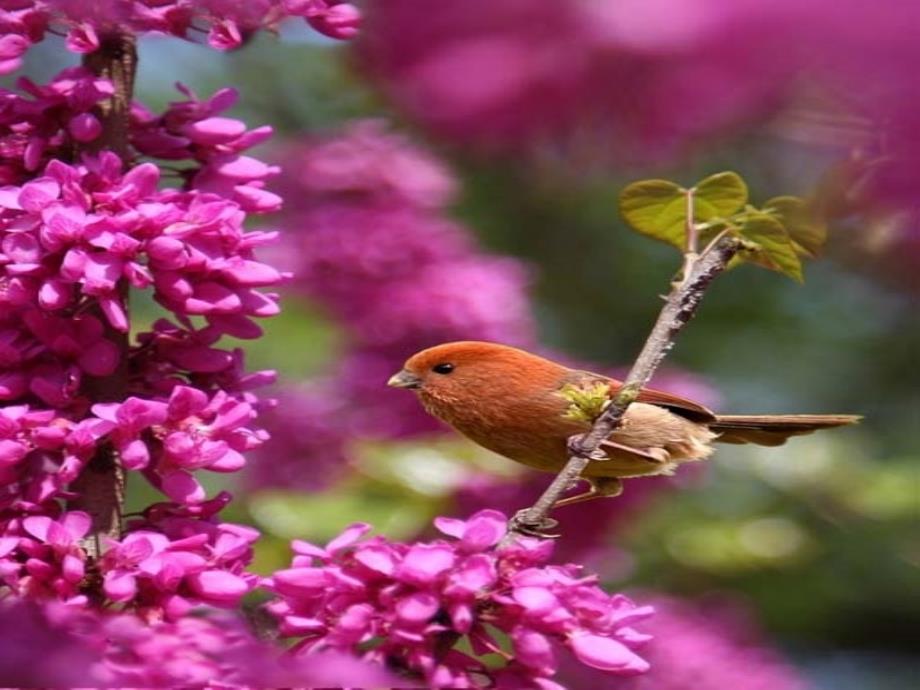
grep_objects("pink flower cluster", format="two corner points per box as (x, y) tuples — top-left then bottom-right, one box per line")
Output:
(273, 122), (535, 356)
(0, 68), (113, 185)
(0, 405), (107, 511)
(278, 118), (458, 209)
(131, 84), (284, 214)
(100, 495), (259, 618)
(563, 595), (810, 690)
(0, 66), (283, 622)
(243, 382), (351, 490)
(0, 510), (92, 603)
(93, 386), (267, 503)
(0, 598), (397, 687)
(0, 0), (360, 68)
(1, 152), (282, 335)
(0, 496), (258, 617)
(266, 509), (653, 688)
(357, 0), (786, 158)
(356, 0), (920, 213)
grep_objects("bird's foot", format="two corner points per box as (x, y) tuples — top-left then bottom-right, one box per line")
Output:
(566, 434), (608, 460)
(509, 509), (560, 539)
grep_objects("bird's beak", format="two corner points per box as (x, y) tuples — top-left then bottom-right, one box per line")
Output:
(387, 369), (422, 389)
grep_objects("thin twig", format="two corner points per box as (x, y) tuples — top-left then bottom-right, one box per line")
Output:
(502, 235), (743, 543)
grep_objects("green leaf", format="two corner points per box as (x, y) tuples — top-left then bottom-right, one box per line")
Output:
(738, 213), (804, 282)
(619, 172), (747, 250)
(618, 179), (687, 248)
(694, 171), (749, 218)
(763, 196), (827, 257)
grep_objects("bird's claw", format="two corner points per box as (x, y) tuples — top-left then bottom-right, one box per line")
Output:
(566, 434), (607, 461)
(509, 510), (560, 539)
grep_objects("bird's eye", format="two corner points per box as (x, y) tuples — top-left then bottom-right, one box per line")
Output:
(432, 363), (455, 375)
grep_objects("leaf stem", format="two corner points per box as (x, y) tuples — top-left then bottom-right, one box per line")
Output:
(502, 236), (742, 543)
(678, 187), (698, 286)
(699, 226), (734, 261)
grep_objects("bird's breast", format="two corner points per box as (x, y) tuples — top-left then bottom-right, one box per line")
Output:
(418, 388), (585, 471)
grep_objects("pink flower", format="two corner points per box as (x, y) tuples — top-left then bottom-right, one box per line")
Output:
(0, 68), (113, 183)
(0, 103), (283, 335)
(0, 1), (358, 70)
(275, 120), (456, 210)
(250, 122), (538, 489)
(561, 595), (810, 690)
(131, 84), (281, 213)
(0, 600), (95, 686)
(266, 510), (653, 687)
(0, 511), (90, 602)
(245, 383), (350, 491)
(99, 512), (258, 617)
(0, 599), (397, 687)
(90, 385), (267, 503)
(296, 0), (362, 40)
(0, 34), (29, 75)
(0, 406), (108, 513)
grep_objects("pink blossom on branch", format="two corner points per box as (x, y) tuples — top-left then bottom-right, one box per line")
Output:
(0, 0), (361, 62)
(0, 67), (283, 621)
(0, 598), (397, 687)
(91, 385), (267, 503)
(99, 496), (260, 618)
(131, 83), (283, 213)
(0, 68), (113, 184)
(266, 509), (653, 688)
(0, 405), (108, 513)
(560, 595), (810, 690)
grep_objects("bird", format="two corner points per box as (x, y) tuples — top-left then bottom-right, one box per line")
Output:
(387, 341), (860, 506)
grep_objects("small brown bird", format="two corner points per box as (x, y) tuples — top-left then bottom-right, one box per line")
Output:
(387, 341), (860, 506)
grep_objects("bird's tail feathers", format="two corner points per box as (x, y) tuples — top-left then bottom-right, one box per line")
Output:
(711, 414), (861, 446)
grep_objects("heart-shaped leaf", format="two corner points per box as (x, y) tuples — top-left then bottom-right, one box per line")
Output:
(738, 212), (803, 282)
(619, 179), (687, 248)
(763, 196), (826, 257)
(619, 172), (748, 250)
(695, 171), (749, 218)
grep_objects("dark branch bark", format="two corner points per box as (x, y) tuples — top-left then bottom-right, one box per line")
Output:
(503, 237), (743, 542)
(68, 34), (137, 559)
(80, 34), (137, 157)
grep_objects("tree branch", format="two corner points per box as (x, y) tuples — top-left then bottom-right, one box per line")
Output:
(503, 236), (743, 542)
(80, 33), (137, 157)
(68, 34), (137, 560)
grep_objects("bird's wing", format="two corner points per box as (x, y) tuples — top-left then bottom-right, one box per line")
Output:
(566, 370), (717, 423)
(630, 384), (717, 422)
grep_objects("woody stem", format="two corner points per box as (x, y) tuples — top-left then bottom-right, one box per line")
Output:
(502, 236), (743, 542)
(67, 34), (137, 560)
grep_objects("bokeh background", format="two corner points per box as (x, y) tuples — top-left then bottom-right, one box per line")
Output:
(18, 3), (917, 688)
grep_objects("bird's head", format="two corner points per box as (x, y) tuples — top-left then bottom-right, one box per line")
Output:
(387, 341), (567, 407)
